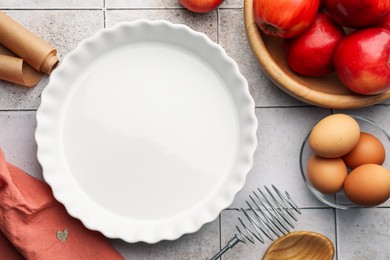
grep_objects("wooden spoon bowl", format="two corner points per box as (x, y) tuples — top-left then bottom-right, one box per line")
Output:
(263, 231), (334, 260)
(244, 0), (390, 108)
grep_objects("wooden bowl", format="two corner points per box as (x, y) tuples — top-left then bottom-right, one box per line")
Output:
(244, 0), (390, 109)
(263, 231), (335, 260)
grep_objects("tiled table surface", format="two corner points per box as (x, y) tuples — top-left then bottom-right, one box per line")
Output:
(1, 1), (390, 259)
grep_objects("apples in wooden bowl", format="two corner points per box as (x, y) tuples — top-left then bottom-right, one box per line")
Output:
(244, 0), (390, 109)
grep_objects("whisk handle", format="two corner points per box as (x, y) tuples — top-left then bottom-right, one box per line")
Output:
(210, 235), (241, 260)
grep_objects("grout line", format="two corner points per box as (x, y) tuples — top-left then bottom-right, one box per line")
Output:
(255, 104), (390, 109)
(103, 0), (106, 28)
(255, 105), (319, 109)
(103, 6), (244, 10)
(218, 213), (222, 260)
(105, 7), (183, 10)
(0, 8), (103, 11)
(2, 105), (390, 113)
(216, 8), (220, 44)
(104, 7), (243, 11)
(0, 6), (245, 11)
(225, 206), (390, 210)
(334, 208), (339, 260)
(103, 11), (106, 28)
(0, 109), (37, 112)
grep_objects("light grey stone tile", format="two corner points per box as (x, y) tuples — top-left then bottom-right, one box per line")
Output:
(105, 9), (218, 43)
(334, 106), (390, 137)
(105, 0), (238, 9)
(337, 208), (390, 260)
(0, 111), (42, 180)
(221, 0), (244, 8)
(220, 208), (336, 259)
(0, 10), (104, 110)
(218, 9), (305, 107)
(111, 218), (219, 259)
(106, 0), (180, 8)
(230, 107), (332, 209)
(0, 0), (103, 8)
(0, 10), (104, 61)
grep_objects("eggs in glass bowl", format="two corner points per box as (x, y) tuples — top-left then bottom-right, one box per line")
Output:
(300, 114), (390, 209)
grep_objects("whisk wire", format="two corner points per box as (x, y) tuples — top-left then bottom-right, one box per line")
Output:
(243, 206), (274, 242)
(210, 185), (300, 260)
(237, 215), (263, 244)
(271, 184), (301, 215)
(246, 198), (281, 239)
(264, 186), (299, 225)
(251, 190), (289, 236)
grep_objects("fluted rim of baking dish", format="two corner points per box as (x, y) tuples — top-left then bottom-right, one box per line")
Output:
(35, 19), (257, 243)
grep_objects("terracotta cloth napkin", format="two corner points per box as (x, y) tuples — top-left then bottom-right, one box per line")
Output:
(0, 229), (24, 259)
(0, 150), (124, 260)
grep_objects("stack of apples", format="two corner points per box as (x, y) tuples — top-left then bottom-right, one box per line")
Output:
(253, 0), (390, 95)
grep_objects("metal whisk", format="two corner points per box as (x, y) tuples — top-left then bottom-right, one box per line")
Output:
(210, 185), (301, 260)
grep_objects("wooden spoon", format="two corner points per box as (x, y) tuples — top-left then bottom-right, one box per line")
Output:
(263, 231), (334, 260)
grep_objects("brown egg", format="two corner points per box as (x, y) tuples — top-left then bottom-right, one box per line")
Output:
(309, 114), (360, 158)
(344, 164), (390, 206)
(307, 155), (348, 194)
(343, 132), (386, 169)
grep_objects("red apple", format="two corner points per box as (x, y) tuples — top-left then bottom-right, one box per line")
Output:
(379, 10), (390, 31)
(284, 13), (345, 76)
(325, 0), (390, 28)
(253, 0), (320, 38)
(179, 0), (224, 13)
(333, 28), (390, 95)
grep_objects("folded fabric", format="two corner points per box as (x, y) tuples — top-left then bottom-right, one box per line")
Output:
(0, 149), (124, 260)
(0, 229), (24, 260)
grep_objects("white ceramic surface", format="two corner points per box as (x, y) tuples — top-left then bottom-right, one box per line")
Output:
(35, 20), (257, 243)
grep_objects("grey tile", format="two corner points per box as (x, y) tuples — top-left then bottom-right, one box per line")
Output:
(105, 0), (236, 9)
(106, 0), (180, 8)
(0, 111), (42, 180)
(111, 218), (219, 259)
(230, 107), (332, 209)
(220, 0), (244, 8)
(0, 0), (103, 8)
(337, 208), (390, 260)
(220, 208), (336, 259)
(334, 106), (390, 136)
(3, 10), (104, 59)
(0, 10), (104, 110)
(218, 9), (305, 107)
(105, 9), (218, 43)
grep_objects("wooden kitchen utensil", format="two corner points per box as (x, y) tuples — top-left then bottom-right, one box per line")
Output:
(263, 231), (334, 260)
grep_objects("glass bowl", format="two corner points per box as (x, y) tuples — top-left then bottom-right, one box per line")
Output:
(299, 115), (390, 209)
